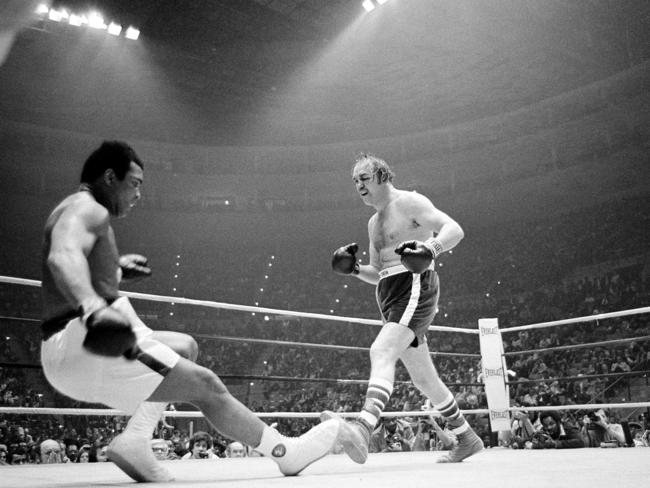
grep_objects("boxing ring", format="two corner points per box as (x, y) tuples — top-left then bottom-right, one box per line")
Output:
(3, 448), (648, 488)
(1, 275), (649, 487)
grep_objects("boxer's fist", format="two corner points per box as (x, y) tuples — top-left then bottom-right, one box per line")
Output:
(83, 307), (137, 358)
(332, 243), (360, 275)
(395, 240), (434, 274)
(119, 254), (151, 281)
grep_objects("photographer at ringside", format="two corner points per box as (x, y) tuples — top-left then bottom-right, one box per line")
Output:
(508, 409), (537, 449)
(580, 409), (625, 447)
(412, 416), (458, 451)
(530, 411), (584, 449)
(369, 417), (415, 453)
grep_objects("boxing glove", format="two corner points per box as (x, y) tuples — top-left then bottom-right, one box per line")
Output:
(395, 240), (436, 274)
(332, 243), (360, 275)
(119, 253), (152, 281)
(83, 306), (137, 358)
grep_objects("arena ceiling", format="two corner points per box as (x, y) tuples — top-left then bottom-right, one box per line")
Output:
(1, 0), (649, 146)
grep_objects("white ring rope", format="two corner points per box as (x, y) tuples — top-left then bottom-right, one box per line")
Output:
(0, 406), (485, 418)
(193, 334), (480, 358)
(0, 275), (478, 334)
(3, 275), (649, 421)
(502, 306), (650, 334)
(2, 402), (650, 418)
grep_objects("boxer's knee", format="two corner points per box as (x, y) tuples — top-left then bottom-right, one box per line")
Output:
(180, 335), (199, 361)
(171, 333), (198, 361)
(151, 331), (198, 361)
(193, 366), (229, 400)
(369, 341), (400, 368)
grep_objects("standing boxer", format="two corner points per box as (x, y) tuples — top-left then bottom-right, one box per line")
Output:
(40, 141), (339, 482)
(324, 153), (483, 463)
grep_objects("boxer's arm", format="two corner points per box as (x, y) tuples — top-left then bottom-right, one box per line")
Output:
(356, 218), (380, 285)
(356, 263), (380, 285)
(47, 203), (108, 314)
(408, 193), (464, 253)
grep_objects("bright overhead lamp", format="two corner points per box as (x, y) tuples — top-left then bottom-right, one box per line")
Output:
(68, 14), (83, 26)
(107, 23), (122, 36)
(125, 26), (140, 40)
(38, 5), (140, 40)
(88, 12), (107, 29)
(362, 0), (375, 12)
(48, 9), (63, 22)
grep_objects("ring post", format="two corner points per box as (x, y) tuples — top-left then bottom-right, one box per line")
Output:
(478, 318), (510, 431)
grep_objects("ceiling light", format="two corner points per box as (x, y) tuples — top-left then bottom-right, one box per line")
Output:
(107, 23), (122, 36)
(362, 0), (375, 12)
(69, 14), (83, 26)
(48, 9), (63, 22)
(125, 26), (140, 40)
(88, 12), (107, 30)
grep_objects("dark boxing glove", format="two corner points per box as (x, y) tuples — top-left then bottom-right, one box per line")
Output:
(119, 254), (152, 281)
(332, 243), (360, 275)
(83, 306), (137, 358)
(395, 239), (439, 274)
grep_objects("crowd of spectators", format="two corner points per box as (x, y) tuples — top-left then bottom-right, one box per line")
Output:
(1, 195), (649, 464)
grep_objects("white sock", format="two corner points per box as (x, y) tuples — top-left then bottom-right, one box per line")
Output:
(123, 402), (168, 438)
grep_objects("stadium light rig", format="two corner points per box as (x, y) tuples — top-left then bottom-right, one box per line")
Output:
(362, 0), (389, 12)
(35, 4), (140, 40)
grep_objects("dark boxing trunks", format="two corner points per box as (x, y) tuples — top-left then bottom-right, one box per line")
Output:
(376, 264), (439, 347)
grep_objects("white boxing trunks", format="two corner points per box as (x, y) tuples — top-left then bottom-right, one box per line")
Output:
(41, 297), (180, 414)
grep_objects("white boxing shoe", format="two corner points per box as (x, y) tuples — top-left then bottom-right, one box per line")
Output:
(320, 410), (369, 464)
(274, 418), (340, 476)
(437, 428), (484, 463)
(107, 434), (174, 482)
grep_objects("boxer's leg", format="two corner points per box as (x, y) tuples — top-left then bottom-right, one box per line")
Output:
(148, 357), (340, 476)
(401, 344), (483, 462)
(323, 322), (413, 464)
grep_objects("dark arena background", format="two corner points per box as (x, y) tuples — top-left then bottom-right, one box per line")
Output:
(0, 1), (649, 487)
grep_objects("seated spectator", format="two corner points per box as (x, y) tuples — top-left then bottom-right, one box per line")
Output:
(369, 417), (415, 453)
(0, 443), (8, 465)
(629, 422), (648, 447)
(6, 437), (30, 465)
(64, 439), (79, 463)
(580, 409), (626, 447)
(167, 437), (185, 460)
(151, 438), (171, 461)
(77, 444), (91, 463)
(39, 439), (64, 464)
(225, 441), (247, 458)
(181, 431), (219, 460)
(531, 411), (584, 449)
(90, 442), (109, 462)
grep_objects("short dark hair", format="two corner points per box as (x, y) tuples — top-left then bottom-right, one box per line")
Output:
(188, 431), (213, 450)
(353, 153), (394, 183)
(80, 141), (143, 184)
(539, 411), (561, 423)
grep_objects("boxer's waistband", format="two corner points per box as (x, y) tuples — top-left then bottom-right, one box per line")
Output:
(41, 297), (117, 341)
(41, 309), (82, 341)
(378, 263), (435, 280)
